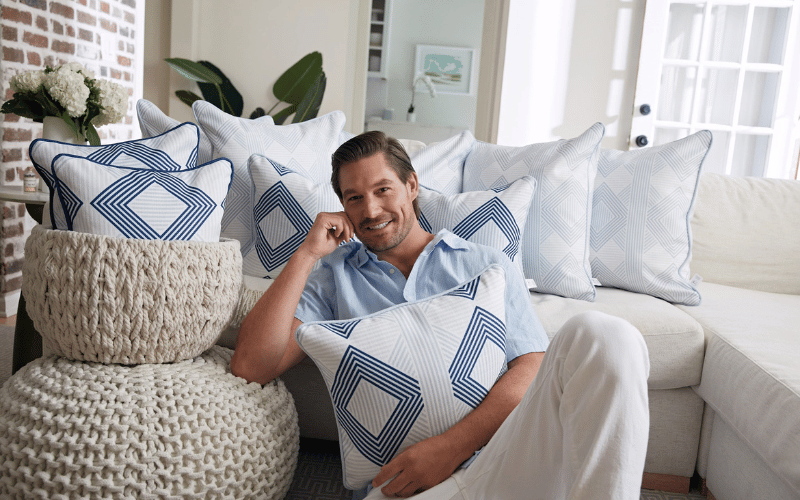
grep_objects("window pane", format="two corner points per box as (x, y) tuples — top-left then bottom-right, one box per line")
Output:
(702, 4), (748, 62)
(738, 71), (779, 127)
(658, 65), (697, 122)
(665, 3), (704, 60)
(703, 130), (730, 175)
(654, 127), (690, 147)
(732, 134), (770, 176)
(748, 7), (790, 64)
(694, 68), (739, 125)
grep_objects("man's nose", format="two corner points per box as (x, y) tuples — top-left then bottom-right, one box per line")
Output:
(363, 195), (381, 218)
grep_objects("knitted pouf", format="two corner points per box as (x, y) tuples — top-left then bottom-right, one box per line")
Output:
(0, 346), (299, 499)
(22, 226), (243, 364)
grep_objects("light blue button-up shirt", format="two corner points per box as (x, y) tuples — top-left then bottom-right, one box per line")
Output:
(295, 230), (549, 362)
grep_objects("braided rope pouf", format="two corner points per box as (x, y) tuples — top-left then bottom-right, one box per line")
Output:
(22, 226), (243, 364)
(0, 346), (299, 499)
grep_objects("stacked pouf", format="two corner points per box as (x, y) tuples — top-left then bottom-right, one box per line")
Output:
(0, 226), (299, 499)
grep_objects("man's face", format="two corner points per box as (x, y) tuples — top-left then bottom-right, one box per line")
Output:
(339, 153), (418, 254)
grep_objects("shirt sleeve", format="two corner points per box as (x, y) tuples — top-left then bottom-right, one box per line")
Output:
(294, 261), (337, 324)
(498, 257), (550, 361)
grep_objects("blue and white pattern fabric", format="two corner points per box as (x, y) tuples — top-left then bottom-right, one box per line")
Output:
(591, 131), (712, 305)
(295, 264), (508, 490)
(463, 123), (605, 301)
(417, 176), (536, 278)
(136, 99), (216, 165)
(50, 154), (233, 241)
(30, 122), (203, 230)
(193, 101), (347, 256)
(409, 130), (476, 195)
(244, 154), (343, 278)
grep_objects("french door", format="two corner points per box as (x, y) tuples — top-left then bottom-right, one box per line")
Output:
(630, 0), (800, 179)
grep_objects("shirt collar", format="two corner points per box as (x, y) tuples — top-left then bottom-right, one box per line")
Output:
(347, 229), (469, 269)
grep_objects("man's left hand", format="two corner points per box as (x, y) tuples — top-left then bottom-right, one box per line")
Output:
(372, 434), (465, 498)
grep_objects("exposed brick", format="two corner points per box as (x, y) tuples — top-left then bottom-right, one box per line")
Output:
(5, 244), (14, 258)
(20, 0), (47, 10)
(110, 68), (121, 79)
(49, 2), (74, 19)
(121, 0), (135, 8)
(119, 26), (128, 37)
(77, 0), (87, 5)
(117, 55), (131, 67)
(3, 149), (22, 162)
(36, 15), (47, 31)
(124, 10), (134, 24)
(77, 10), (96, 25)
(2, 26), (17, 41)
(100, 65), (107, 77)
(66, 25), (75, 38)
(3, 259), (23, 274)
(5, 89), (15, 100)
(3, 113), (20, 122)
(2, 46), (25, 63)
(123, 71), (131, 81)
(3, 7), (33, 25)
(100, 1), (109, 13)
(2, 207), (12, 220)
(3, 128), (32, 142)
(51, 20), (63, 35)
(2, 223), (24, 239)
(43, 55), (61, 67)
(27, 51), (41, 66)
(17, 204), (26, 218)
(4, 170), (14, 182)
(23, 31), (48, 48)
(2, 277), (23, 294)
(126, 42), (134, 54)
(100, 18), (117, 33)
(51, 40), (75, 54)
(78, 28), (92, 42)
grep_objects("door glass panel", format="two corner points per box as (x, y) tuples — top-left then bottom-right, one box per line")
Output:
(703, 130), (730, 175)
(748, 7), (790, 64)
(654, 127), (690, 146)
(702, 4), (748, 62)
(694, 68), (739, 125)
(738, 71), (779, 127)
(665, 3), (704, 60)
(658, 65), (697, 122)
(732, 134), (771, 176)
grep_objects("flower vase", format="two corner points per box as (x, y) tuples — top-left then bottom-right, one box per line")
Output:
(41, 116), (87, 191)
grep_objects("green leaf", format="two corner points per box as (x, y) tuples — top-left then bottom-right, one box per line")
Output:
(85, 124), (101, 146)
(196, 61), (244, 117)
(249, 107), (267, 119)
(273, 52), (323, 105)
(271, 103), (298, 125)
(175, 90), (203, 108)
(292, 72), (326, 123)
(164, 58), (223, 84)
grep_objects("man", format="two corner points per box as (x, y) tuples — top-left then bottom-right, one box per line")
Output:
(231, 131), (650, 500)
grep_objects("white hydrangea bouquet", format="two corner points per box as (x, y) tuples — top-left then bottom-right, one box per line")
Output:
(1, 62), (128, 145)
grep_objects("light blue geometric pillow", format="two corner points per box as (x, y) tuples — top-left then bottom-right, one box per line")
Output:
(193, 101), (347, 256)
(136, 98), (217, 165)
(591, 131), (712, 305)
(30, 121), (203, 230)
(409, 130), (476, 195)
(463, 123), (605, 301)
(50, 154), (233, 241)
(295, 264), (508, 490)
(244, 154), (344, 278)
(417, 176), (536, 279)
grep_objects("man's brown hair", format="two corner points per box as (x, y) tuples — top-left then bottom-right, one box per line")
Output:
(331, 131), (420, 218)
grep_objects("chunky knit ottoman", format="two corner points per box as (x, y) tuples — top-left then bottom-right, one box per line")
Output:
(0, 346), (299, 499)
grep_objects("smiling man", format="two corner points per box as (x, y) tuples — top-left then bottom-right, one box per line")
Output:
(231, 131), (650, 500)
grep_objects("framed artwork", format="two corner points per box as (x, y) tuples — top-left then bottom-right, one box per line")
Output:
(414, 45), (478, 96)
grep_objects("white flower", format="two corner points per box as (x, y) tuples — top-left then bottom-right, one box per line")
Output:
(92, 79), (128, 126)
(10, 70), (46, 94)
(44, 66), (90, 117)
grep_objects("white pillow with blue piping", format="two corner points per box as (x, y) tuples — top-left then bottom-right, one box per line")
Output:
(244, 154), (343, 278)
(409, 130), (475, 196)
(417, 176), (536, 279)
(30, 121), (203, 231)
(295, 264), (508, 490)
(136, 98), (217, 165)
(193, 101), (347, 257)
(591, 131), (712, 305)
(50, 154), (233, 241)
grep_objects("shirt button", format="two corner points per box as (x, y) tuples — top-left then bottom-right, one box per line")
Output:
(389, 269), (395, 274)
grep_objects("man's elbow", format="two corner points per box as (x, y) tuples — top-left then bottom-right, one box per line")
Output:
(230, 349), (268, 385)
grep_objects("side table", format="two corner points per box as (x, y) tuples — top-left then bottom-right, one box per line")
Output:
(0, 186), (47, 374)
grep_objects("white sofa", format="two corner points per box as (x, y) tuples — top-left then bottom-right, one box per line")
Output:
(234, 170), (800, 499)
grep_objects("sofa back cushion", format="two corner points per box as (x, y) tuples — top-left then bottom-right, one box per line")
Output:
(690, 172), (800, 294)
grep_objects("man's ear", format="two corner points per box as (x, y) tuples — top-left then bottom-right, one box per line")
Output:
(407, 172), (419, 198)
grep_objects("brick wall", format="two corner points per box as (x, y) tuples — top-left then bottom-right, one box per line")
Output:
(0, 0), (144, 316)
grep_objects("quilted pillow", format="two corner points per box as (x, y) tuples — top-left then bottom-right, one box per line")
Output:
(591, 131), (712, 305)
(295, 264), (508, 489)
(136, 98), (216, 165)
(50, 154), (233, 241)
(409, 130), (475, 195)
(417, 176), (536, 278)
(193, 101), (347, 255)
(244, 154), (343, 278)
(30, 121), (203, 230)
(463, 123), (605, 301)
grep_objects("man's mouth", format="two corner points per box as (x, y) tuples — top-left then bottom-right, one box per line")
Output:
(364, 220), (391, 231)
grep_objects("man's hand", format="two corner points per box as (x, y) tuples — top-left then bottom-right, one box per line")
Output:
(299, 211), (355, 260)
(372, 434), (466, 498)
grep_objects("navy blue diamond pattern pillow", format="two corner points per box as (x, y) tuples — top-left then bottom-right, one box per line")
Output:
(295, 265), (508, 490)
(51, 154), (233, 241)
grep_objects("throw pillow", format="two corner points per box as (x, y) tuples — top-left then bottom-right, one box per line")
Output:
(244, 154), (343, 278)
(50, 153), (233, 241)
(591, 131), (712, 305)
(462, 123), (605, 301)
(417, 176), (536, 278)
(409, 130), (476, 195)
(295, 264), (508, 490)
(30, 121), (203, 231)
(136, 98), (216, 165)
(193, 101), (347, 255)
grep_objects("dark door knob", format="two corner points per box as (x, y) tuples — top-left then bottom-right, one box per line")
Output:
(635, 135), (649, 147)
(639, 104), (651, 115)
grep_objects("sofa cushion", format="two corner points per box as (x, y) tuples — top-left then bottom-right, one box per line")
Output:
(136, 98), (215, 165)
(690, 173), (800, 295)
(529, 287), (704, 390)
(409, 130), (475, 195)
(678, 282), (800, 497)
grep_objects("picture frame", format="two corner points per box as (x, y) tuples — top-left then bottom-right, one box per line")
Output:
(414, 45), (478, 96)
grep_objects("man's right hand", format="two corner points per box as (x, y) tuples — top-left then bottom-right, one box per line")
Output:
(299, 211), (355, 260)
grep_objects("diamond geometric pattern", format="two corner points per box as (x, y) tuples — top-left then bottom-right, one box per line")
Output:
(463, 123), (605, 301)
(137, 99), (215, 165)
(591, 131), (712, 305)
(253, 182), (313, 274)
(295, 265), (508, 490)
(409, 130), (476, 195)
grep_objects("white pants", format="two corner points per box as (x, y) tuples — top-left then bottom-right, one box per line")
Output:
(365, 311), (651, 500)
